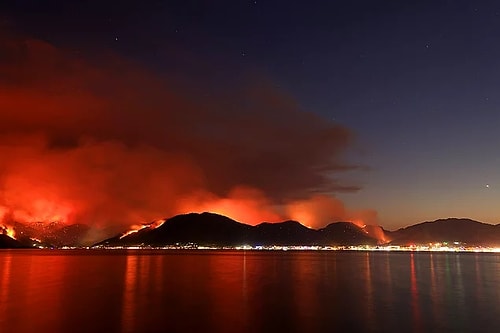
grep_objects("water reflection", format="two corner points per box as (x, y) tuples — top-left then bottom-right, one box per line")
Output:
(364, 252), (375, 331)
(0, 252), (12, 322)
(0, 250), (499, 333)
(409, 253), (421, 332)
(121, 255), (138, 333)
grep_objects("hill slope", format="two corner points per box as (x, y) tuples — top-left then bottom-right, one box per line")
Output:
(0, 234), (26, 249)
(390, 218), (500, 246)
(95, 212), (378, 247)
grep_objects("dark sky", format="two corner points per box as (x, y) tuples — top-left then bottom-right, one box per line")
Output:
(1, 0), (499, 228)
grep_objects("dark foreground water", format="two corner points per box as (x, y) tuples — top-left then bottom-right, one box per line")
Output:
(0, 250), (499, 333)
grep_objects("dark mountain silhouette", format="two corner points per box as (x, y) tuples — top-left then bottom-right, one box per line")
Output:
(99, 212), (254, 247)
(252, 221), (318, 245)
(6, 214), (500, 249)
(95, 212), (380, 247)
(0, 234), (26, 249)
(318, 222), (378, 245)
(389, 218), (500, 246)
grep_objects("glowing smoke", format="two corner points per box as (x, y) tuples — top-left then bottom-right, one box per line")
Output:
(0, 33), (383, 242)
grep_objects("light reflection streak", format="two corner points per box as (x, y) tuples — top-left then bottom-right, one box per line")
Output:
(0, 253), (12, 325)
(154, 255), (164, 294)
(294, 254), (319, 332)
(122, 255), (139, 333)
(429, 253), (439, 324)
(383, 252), (393, 314)
(364, 252), (375, 331)
(455, 255), (465, 316)
(410, 253), (422, 332)
(139, 255), (151, 292)
(474, 254), (482, 303)
(242, 251), (247, 300)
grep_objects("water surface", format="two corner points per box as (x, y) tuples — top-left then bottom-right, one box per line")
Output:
(0, 250), (499, 333)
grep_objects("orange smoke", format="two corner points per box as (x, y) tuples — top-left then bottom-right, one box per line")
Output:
(348, 211), (389, 244)
(176, 187), (282, 225)
(286, 195), (347, 228)
(286, 196), (388, 243)
(0, 33), (380, 243)
(0, 134), (204, 231)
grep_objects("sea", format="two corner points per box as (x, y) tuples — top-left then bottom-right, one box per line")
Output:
(0, 250), (499, 333)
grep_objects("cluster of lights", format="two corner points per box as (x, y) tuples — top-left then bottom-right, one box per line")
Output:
(90, 243), (500, 253)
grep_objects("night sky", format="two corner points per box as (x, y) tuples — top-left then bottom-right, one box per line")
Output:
(1, 1), (499, 230)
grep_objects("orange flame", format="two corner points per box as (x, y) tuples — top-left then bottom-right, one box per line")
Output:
(347, 219), (389, 244)
(1, 225), (16, 240)
(119, 219), (166, 239)
(119, 224), (149, 239)
(150, 219), (166, 229)
(349, 219), (368, 229)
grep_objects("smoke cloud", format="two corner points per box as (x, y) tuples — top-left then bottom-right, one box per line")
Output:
(0, 33), (374, 239)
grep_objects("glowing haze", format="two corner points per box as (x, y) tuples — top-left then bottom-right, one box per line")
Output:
(0, 33), (379, 240)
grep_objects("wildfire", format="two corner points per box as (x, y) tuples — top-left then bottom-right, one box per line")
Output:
(1, 225), (16, 239)
(348, 219), (390, 245)
(349, 219), (367, 229)
(150, 219), (166, 229)
(119, 224), (148, 239)
(119, 219), (166, 239)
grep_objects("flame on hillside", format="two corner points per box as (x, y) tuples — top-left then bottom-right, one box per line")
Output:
(349, 218), (390, 244)
(0, 225), (16, 240)
(119, 219), (166, 239)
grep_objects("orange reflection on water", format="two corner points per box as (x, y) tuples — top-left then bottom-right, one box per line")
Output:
(206, 252), (248, 331)
(122, 255), (139, 333)
(27, 255), (65, 333)
(293, 253), (320, 332)
(410, 253), (422, 332)
(3, 250), (496, 333)
(0, 252), (67, 332)
(0, 252), (12, 323)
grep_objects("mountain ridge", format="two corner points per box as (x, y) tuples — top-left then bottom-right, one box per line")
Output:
(2, 214), (500, 249)
(95, 212), (383, 247)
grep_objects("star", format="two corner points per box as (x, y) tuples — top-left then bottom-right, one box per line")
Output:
(115, 37), (119, 41)
(486, 184), (490, 188)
